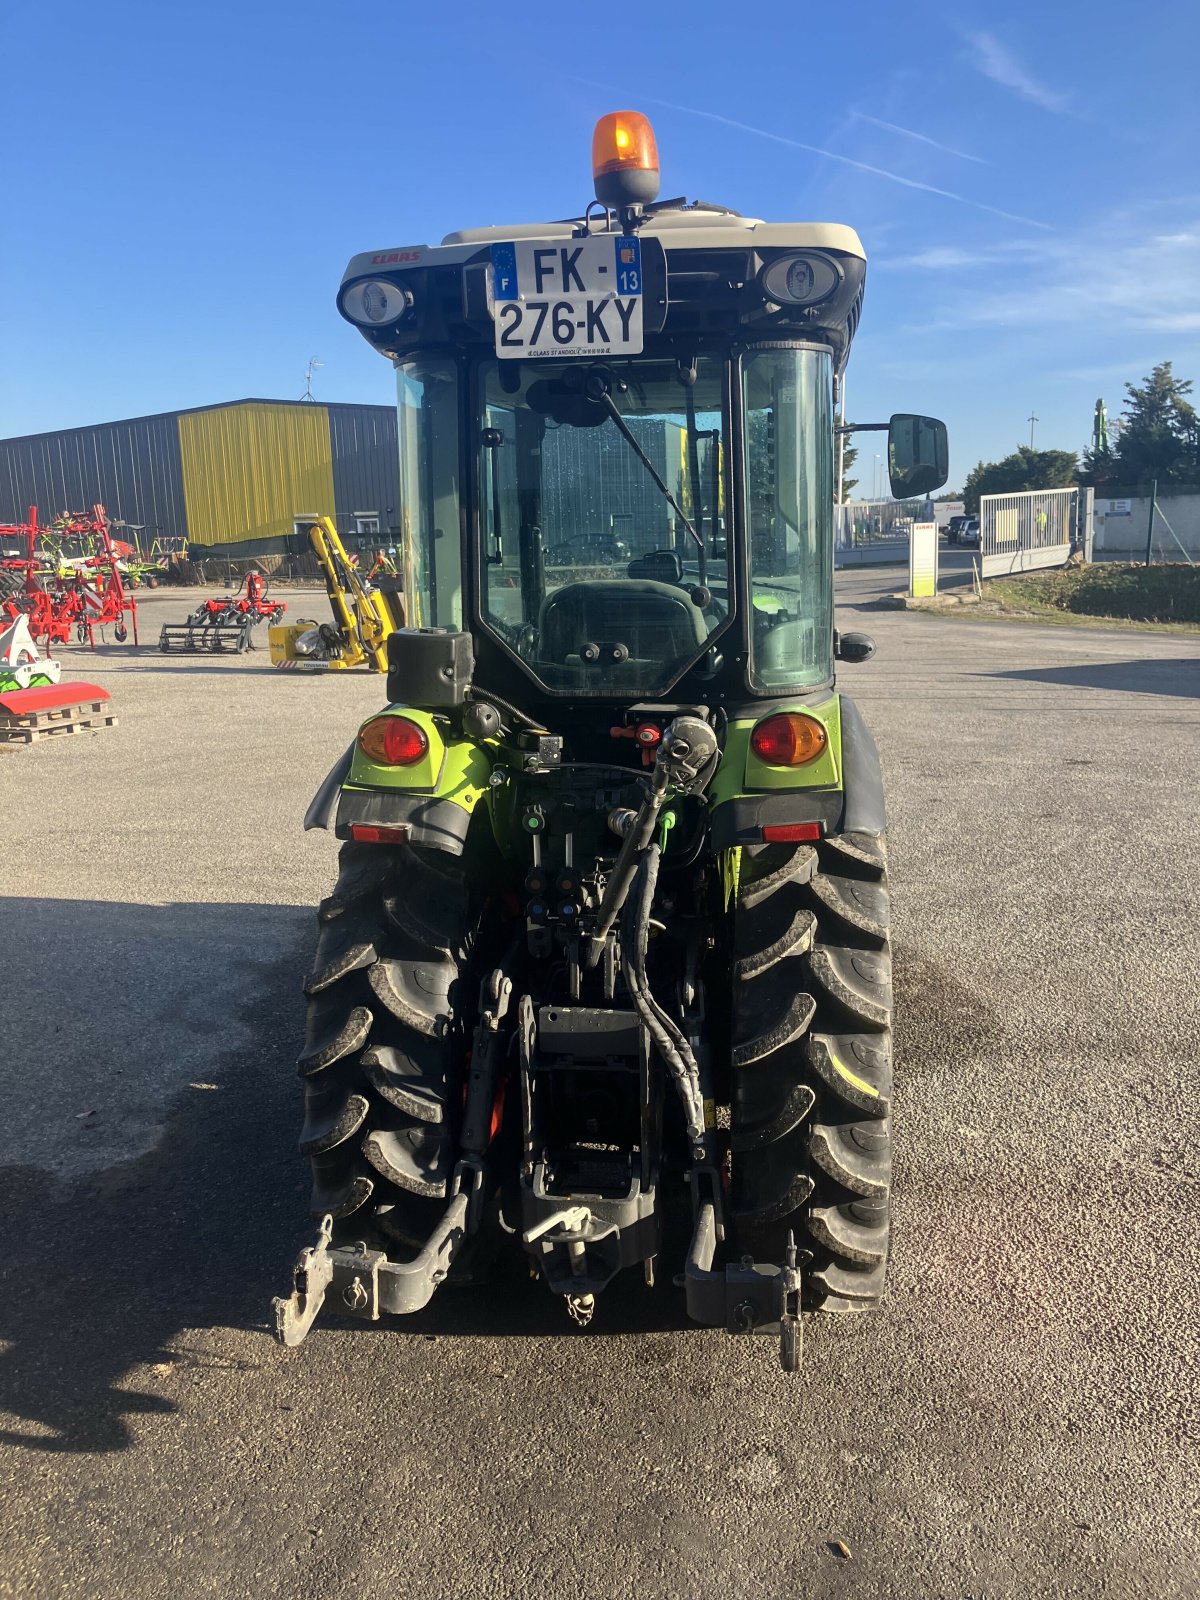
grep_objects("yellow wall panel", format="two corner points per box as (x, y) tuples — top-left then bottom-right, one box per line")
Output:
(178, 404), (336, 547)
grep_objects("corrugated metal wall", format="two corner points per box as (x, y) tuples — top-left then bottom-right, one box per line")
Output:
(178, 402), (336, 549)
(0, 413), (188, 542)
(1, 400), (397, 553)
(327, 403), (400, 539)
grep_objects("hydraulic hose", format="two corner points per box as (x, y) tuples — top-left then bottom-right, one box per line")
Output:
(620, 846), (705, 1149)
(584, 763), (670, 968)
(585, 715), (719, 969)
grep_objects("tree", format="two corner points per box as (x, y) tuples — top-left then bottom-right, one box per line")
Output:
(962, 446), (1078, 514)
(1106, 362), (1197, 487)
(836, 435), (858, 502)
(1079, 440), (1117, 490)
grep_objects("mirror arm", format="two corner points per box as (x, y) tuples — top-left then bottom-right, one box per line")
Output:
(835, 422), (889, 435)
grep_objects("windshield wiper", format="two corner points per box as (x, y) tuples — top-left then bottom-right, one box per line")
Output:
(597, 392), (703, 549)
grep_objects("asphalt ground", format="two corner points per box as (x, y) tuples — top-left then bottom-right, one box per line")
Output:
(1, 580), (1198, 1600)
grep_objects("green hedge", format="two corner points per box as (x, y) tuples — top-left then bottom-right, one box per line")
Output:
(985, 564), (1200, 624)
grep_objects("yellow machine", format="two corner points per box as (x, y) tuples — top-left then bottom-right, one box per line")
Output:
(269, 516), (403, 672)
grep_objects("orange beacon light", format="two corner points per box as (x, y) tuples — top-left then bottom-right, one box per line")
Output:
(592, 111), (660, 210)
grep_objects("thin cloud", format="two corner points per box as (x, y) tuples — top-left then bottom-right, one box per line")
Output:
(1048, 358), (1194, 384)
(598, 88), (1053, 231)
(879, 240), (1055, 271)
(920, 222), (1200, 335)
(851, 111), (991, 166)
(964, 31), (1072, 114)
(884, 247), (992, 270)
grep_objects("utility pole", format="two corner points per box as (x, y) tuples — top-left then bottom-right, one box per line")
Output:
(835, 376), (846, 506)
(1144, 478), (1157, 567)
(1027, 412), (1038, 449)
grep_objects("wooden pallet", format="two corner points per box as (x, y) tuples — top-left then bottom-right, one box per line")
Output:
(0, 699), (118, 745)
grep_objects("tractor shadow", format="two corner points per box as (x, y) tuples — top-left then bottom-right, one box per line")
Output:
(0, 897), (314, 1455)
(984, 657), (1200, 698)
(0, 898), (695, 1456)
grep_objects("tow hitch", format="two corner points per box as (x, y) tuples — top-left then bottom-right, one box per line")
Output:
(273, 1197), (469, 1346)
(277, 1195), (807, 1370)
(683, 1184), (807, 1372)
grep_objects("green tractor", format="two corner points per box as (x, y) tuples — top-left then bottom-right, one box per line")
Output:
(274, 110), (948, 1369)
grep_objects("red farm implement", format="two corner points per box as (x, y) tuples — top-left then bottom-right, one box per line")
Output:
(0, 507), (51, 629)
(0, 505), (138, 649)
(159, 572), (286, 653)
(57, 506), (140, 646)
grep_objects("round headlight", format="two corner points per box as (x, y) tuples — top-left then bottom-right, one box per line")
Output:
(760, 252), (842, 308)
(341, 279), (412, 326)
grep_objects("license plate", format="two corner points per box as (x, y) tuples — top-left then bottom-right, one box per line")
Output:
(490, 236), (643, 359)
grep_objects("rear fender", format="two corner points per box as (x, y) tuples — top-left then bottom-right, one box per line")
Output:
(306, 707), (494, 857)
(707, 691), (884, 849)
(304, 742), (354, 831)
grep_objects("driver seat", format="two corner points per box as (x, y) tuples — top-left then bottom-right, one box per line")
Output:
(538, 579), (707, 665)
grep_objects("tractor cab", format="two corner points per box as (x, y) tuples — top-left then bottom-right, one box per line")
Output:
(335, 112), (944, 745)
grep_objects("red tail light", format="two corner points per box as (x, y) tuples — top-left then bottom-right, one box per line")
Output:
(750, 712), (828, 767)
(762, 823), (823, 843)
(350, 824), (410, 845)
(358, 715), (428, 766)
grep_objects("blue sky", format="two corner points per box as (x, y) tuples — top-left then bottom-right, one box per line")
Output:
(3, 0), (1198, 490)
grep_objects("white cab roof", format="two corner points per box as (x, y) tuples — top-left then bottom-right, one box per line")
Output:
(440, 216), (865, 260)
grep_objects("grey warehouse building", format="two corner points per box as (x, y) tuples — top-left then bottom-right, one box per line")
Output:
(0, 398), (400, 556)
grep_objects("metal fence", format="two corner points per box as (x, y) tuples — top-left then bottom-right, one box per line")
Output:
(1093, 492), (1200, 564)
(979, 487), (1091, 577)
(169, 553), (329, 588)
(834, 498), (928, 565)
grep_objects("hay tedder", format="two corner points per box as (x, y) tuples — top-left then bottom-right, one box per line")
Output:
(159, 572), (286, 653)
(0, 505), (138, 649)
(273, 110), (948, 1370)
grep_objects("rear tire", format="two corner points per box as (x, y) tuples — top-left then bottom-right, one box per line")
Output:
(729, 831), (893, 1311)
(297, 841), (472, 1252)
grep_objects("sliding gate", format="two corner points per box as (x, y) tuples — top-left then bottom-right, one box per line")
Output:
(834, 498), (927, 566)
(979, 487), (1094, 576)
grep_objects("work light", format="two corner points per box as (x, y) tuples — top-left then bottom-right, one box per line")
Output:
(759, 252), (842, 308)
(341, 279), (413, 327)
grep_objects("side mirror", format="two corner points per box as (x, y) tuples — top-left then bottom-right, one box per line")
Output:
(888, 414), (948, 499)
(836, 630), (876, 664)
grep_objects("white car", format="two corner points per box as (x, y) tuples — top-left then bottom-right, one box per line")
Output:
(958, 516), (981, 547)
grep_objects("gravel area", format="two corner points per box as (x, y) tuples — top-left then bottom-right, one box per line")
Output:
(1, 576), (1197, 1599)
